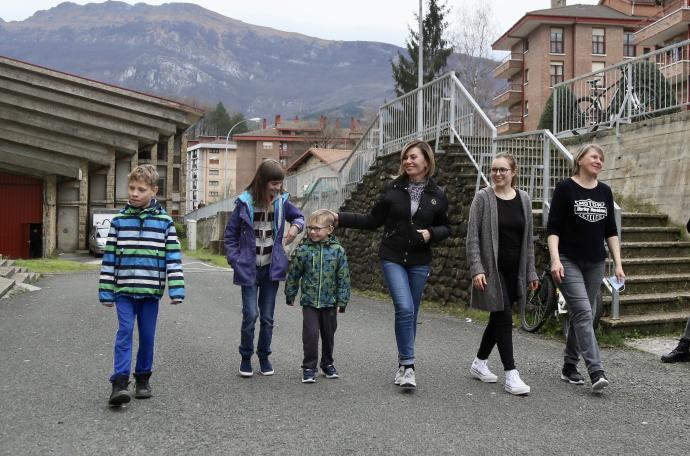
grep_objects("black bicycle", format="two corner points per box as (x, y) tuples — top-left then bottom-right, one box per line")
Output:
(520, 269), (602, 337)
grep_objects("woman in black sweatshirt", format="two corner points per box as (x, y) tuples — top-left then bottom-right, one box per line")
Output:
(546, 143), (625, 393)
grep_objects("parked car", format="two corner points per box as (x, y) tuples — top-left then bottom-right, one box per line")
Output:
(88, 225), (111, 256)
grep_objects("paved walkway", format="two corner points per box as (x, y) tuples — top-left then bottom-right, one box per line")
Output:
(0, 261), (688, 455)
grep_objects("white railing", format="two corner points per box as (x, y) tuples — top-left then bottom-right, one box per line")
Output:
(184, 195), (237, 222)
(553, 39), (690, 136)
(284, 158), (346, 198)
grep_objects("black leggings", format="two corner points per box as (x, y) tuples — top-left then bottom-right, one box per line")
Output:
(477, 271), (517, 371)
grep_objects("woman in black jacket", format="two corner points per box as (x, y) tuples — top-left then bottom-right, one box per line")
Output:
(333, 140), (451, 389)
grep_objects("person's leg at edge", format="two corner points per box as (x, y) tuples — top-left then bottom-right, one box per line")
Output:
(133, 297), (160, 375)
(559, 256), (604, 375)
(256, 264), (279, 361)
(112, 296), (136, 381)
(381, 260), (416, 367)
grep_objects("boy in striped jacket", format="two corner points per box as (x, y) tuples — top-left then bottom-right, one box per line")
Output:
(99, 164), (185, 406)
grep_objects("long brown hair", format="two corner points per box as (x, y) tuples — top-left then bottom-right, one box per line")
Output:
(246, 159), (285, 207)
(398, 140), (436, 178)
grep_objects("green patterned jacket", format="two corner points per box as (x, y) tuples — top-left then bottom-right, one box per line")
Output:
(285, 235), (350, 310)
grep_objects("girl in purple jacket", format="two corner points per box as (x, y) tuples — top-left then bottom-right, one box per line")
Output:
(224, 159), (304, 377)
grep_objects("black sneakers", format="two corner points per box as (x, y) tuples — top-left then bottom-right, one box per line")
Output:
(108, 375), (131, 406)
(302, 368), (316, 383)
(133, 372), (152, 399)
(660, 338), (690, 363)
(560, 363), (585, 385)
(321, 365), (339, 379)
(590, 370), (609, 393)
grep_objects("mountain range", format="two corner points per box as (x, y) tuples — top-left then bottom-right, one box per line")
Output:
(0, 1), (410, 119)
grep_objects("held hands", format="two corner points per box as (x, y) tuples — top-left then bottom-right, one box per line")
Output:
(417, 229), (431, 243)
(472, 273), (487, 291)
(284, 224), (300, 245)
(551, 259), (565, 284)
(527, 280), (539, 292)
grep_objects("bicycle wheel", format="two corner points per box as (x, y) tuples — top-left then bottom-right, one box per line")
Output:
(633, 85), (657, 120)
(561, 290), (604, 338)
(521, 273), (555, 333)
(576, 96), (603, 127)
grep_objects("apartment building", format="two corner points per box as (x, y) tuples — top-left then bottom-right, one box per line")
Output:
(232, 115), (361, 193)
(492, 0), (662, 134)
(186, 136), (237, 212)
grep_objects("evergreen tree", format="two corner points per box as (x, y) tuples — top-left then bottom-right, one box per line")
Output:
(391, 0), (453, 96)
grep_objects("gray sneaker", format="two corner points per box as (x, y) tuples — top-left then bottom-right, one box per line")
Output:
(399, 368), (416, 389)
(394, 366), (405, 385)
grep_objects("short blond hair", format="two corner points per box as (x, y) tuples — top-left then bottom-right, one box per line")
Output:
(573, 143), (605, 176)
(128, 164), (159, 188)
(309, 209), (335, 227)
(398, 140), (436, 178)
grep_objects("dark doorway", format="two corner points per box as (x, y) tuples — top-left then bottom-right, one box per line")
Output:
(29, 224), (43, 258)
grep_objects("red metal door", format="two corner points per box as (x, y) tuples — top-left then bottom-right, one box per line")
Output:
(0, 172), (43, 258)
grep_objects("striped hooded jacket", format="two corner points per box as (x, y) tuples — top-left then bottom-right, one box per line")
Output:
(98, 200), (185, 303)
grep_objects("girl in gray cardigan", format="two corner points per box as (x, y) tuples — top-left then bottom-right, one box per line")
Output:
(466, 153), (539, 395)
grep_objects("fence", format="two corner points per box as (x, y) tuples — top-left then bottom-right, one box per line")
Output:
(553, 39), (690, 136)
(184, 195), (237, 221)
(284, 158), (346, 198)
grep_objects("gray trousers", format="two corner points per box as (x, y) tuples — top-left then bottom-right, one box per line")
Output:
(302, 306), (338, 370)
(559, 256), (605, 375)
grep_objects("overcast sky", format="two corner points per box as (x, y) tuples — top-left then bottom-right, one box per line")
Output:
(2, 0), (602, 46)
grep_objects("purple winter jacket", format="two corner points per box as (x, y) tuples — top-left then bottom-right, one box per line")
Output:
(224, 191), (304, 286)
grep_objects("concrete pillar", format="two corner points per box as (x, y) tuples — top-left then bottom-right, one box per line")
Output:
(166, 136), (174, 204)
(78, 159), (89, 250)
(179, 132), (188, 213)
(186, 219), (197, 250)
(106, 148), (116, 208)
(43, 175), (57, 257)
(150, 142), (158, 164)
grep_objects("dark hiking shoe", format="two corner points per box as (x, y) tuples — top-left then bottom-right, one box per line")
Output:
(661, 338), (690, 363)
(259, 357), (274, 376)
(133, 372), (152, 399)
(108, 375), (131, 407)
(239, 358), (253, 377)
(590, 370), (609, 393)
(560, 363), (585, 385)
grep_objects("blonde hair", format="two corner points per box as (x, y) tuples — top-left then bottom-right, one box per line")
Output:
(494, 152), (518, 188)
(309, 209), (335, 227)
(573, 143), (605, 176)
(246, 158), (285, 207)
(398, 140), (436, 178)
(128, 164), (159, 188)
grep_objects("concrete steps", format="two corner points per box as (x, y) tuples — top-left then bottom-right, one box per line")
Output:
(601, 212), (690, 334)
(0, 256), (41, 298)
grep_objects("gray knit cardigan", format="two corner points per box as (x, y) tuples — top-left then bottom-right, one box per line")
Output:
(466, 187), (539, 312)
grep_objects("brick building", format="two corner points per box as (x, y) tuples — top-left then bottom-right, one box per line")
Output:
(492, 0), (664, 134)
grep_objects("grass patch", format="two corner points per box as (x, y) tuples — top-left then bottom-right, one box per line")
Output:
(179, 238), (229, 269)
(15, 259), (99, 274)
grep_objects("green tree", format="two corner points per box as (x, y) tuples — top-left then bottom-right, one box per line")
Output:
(391, 0), (453, 96)
(538, 86), (579, 132)
(199, 103), (248, 137)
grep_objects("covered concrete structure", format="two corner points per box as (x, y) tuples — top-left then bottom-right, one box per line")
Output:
(0, 55), (203, 257)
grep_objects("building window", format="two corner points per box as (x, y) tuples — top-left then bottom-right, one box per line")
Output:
(592, 62), (606, 87)
(624, 32), (635, 58)
(592, 28), (605, 55)
(524, 101), (529, 117)
(263, 142), (273, 150)
(550, 62), (564, 87)
(550, 28), (564, 54)
(209, 181), (219, 187)
(209, 191), (219, 197)
(209, 159), (219, 165)
(524, 69), (529, 85)
(209, 169), (219, 176)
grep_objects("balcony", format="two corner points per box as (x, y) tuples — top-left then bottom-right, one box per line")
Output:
(635, 3), (690, 45)
(658, 56), (690, 81)
(492, 84), (523, 108)
(493, 53), (523, 79)
(495, 116), (523, 135)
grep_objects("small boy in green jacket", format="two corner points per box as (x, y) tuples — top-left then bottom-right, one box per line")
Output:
(286, 209), (350, 383)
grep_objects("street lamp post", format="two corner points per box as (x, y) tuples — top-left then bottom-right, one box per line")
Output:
(224, 117), (261, 199)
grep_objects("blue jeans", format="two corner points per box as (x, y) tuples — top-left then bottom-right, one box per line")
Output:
(111, 296), (159, 382)
(381, 260), (430, 366)
(559, 256), (605, 374)
(239, 264), (279, 359)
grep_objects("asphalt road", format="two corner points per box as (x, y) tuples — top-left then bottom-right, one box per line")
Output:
(1, 260), (688, 455)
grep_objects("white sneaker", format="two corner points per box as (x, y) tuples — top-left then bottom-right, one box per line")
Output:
(394, 366), (405, 385)
(399, 368), (416, 389)
(504, 369), (530, 395)
(470, 358), (498, 383)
